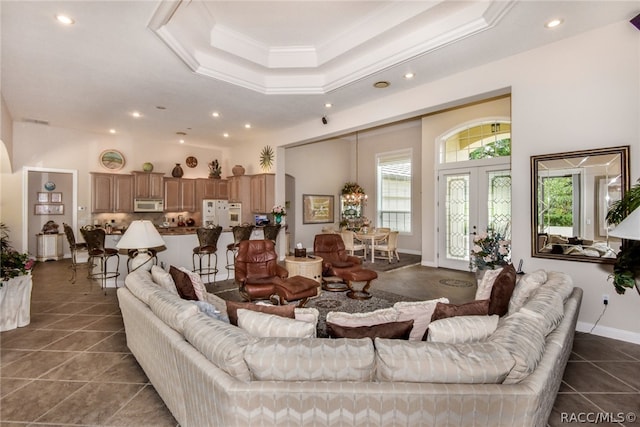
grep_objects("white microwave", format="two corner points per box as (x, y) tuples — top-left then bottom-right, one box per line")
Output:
(134, 199), (164, 212)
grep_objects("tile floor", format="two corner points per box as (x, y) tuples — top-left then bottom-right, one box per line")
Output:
(1, 259), (639, 426)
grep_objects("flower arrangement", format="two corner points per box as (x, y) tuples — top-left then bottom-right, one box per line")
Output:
(1, 223), (35, 282)
(271, 205), (287, 216)
(469, 226), (511, 271)
(341, 182), (366, 195)
(208, 159), (221, 178)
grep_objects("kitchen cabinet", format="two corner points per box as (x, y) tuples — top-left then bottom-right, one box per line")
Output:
(164, 178), (196, 212)
(132, 171), (164, 199)
(250, 173), (275, 213)
(91, 172), (134, 213)
(195, 178), (228, 201)
(228, 175), (252, 224)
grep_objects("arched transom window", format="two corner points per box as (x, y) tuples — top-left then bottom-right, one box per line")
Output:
(441, 121), (511, 164)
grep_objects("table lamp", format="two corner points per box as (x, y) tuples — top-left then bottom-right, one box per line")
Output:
(116, 220), (165, 272)
(609, 208), (640, 241)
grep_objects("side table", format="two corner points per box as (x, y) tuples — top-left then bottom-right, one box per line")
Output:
(284, 255), (323, 296)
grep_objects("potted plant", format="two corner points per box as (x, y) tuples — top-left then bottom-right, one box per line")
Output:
(1, 223), (35, 282)
(606, 180), (640, 296)
(208, 160), (222, 179)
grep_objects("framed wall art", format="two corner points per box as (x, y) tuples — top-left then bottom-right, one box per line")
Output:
(303, 194), (334, 224)
(50, 192), (62, 203)
(37, 192), (49, 203)
(35, 204), (64, 215)
(99, 149), (125, 170)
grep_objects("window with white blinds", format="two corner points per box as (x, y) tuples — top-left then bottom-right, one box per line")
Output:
(377, 150), (412, 232)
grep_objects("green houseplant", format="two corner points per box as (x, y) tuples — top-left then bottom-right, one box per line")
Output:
(606, 180), (640, 296)
(1, 223), (35, 283)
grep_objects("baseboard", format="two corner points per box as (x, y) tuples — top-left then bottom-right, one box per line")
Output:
(420, 260), (437, 268)
(576, 321), (640, 345)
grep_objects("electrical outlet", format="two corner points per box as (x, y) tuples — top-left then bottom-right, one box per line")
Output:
(602, 294), (609, 305)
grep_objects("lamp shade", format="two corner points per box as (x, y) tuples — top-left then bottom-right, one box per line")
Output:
(116, 220), (165, 250)
(608, 208), (640, 241)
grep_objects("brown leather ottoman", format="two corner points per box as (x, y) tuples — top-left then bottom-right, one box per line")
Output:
(273, 275), (319, 307)
(341, 268), (378, 300)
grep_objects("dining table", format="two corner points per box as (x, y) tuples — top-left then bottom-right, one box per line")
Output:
(355, 230), (388, 263)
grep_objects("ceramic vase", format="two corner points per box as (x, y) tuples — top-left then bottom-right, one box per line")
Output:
(172, 163), (184, 178)
(275, 214), (282, 224)
(142, 162), (154, 172)
(232, 164), (245, 176)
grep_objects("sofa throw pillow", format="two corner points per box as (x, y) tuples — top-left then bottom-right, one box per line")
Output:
(426, 315), (499, 344)
(475, 268), (503, 300)
(393, 298), (449, 341)
(193, 300), (230, 323)
(294, 307), (320, 326)
(226, 300), (295, 326)
(238, 309), (316, 338)
(488, 263), (517, 316)
(178, 267), (208, 301)
(169, 265), (198, 300)
(327, 320), (414, 340)
(508, 269), (547, 315)
(151, 265), (179, 296)
(430, 299), (490, 322)
(326, 307), (398, 328)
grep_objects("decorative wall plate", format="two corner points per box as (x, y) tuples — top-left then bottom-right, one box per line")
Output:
(186, 156), (198, 168)
(259, 145), (274, 171)
(99, 149), (125, 170)
(44, 181), (56, 191)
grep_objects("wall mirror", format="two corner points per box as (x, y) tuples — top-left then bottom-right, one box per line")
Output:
(531, 146), (630, 264)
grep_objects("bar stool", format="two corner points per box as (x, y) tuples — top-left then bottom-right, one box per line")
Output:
(225, 224), (254, 280)
(263, 223), (281, 244)
(62, 223), (88, 284)
(192, 225), (222, 284)
(80, 226), (120, 293)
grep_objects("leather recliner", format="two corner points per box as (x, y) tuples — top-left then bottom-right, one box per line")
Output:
(234, 239), (289, 301)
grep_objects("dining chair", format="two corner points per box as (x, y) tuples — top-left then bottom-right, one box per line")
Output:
(340, 230), (367, 258)
(373, 230), (400, 263)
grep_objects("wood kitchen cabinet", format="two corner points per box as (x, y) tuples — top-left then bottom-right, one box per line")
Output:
(164, 178), (196, 212)
(228, 175), (251, 204)
(132, 171), (164, 199)
(195, 178), (228, 201)
(91, 172), (134, 213)
(250, 173), (275, 213)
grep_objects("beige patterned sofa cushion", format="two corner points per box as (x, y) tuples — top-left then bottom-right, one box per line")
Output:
(237, 309), (316, 338)
(519, 286), (565, 336)
(545, 271), (574, 302)
(393, 297), (449, 341)
(508, 269), (547, 315)
(183, 313), (254, 382)
(150, 265), (179, 296)
(427, 315), (499, 344)
(326, 307), (398, 327)
(244, 337), (375, 381)
(375, 339), (515, 383)
(148, 290), (199, 333)
(125, 270), (164, 305)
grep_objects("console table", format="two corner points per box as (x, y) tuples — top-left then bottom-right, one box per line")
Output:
(36, 233), (64, 262)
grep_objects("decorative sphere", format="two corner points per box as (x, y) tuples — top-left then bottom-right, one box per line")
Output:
(142, 162), (154, 172)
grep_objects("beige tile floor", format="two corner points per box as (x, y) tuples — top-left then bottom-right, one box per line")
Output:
(1, 259), (639, 426)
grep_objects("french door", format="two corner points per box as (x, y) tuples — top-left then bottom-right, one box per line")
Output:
(437, 164), (511, 270)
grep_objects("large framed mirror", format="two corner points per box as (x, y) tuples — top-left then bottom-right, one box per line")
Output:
(531, 146), (630, 264)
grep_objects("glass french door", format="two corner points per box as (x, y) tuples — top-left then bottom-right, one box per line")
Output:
(437, 165), (511, 270)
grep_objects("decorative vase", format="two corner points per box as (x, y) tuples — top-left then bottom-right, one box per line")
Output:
(275, 214), (282, 224)
(232, 164), (245, 176)
(171, 163), (184, 178)
(142, 162), (154, 172)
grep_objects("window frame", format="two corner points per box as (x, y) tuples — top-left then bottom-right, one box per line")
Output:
(376, 148), (413, 234)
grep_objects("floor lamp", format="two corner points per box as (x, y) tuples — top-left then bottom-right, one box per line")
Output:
(116, 220), (165, 272)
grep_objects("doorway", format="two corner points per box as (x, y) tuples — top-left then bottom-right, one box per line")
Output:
(437, 163), (511, 270)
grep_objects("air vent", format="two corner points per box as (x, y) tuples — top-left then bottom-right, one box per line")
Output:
(22, 118), (50, 126)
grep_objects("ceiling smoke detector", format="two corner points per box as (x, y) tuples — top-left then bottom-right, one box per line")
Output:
(373, 81), (390, 89)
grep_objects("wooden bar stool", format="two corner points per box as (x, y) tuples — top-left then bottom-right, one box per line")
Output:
(192, 226), (222, 284)
(225, 224), (254, 280)
(80, 226), (120, 293)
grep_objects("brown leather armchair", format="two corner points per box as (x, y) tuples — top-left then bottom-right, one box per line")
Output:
(313, 233), (378, 299)
(234, 239), (289, 302)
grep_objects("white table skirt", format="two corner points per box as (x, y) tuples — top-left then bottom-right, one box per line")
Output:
(0, 274), (33, 331)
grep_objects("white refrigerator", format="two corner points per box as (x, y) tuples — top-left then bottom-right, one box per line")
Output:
(202, 199), (229, 228)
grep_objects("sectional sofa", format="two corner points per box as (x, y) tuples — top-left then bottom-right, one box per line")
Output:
(117, 268), (582, 427)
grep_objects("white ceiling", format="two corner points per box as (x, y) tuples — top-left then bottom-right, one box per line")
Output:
(1, 1), (637, 149)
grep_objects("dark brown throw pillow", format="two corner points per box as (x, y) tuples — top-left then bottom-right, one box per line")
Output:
(488, 263), (517, 316)
(430, 299), (490, 322)
(169, 266), (198, 300)
(226, 300), (296, 326)
(327, 320), (414, 340)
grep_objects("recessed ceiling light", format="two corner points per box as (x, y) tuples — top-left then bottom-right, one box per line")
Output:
(223, 133), (229, 138)
(244, 123), (251, 129)
(132, 111), (142, 118)
(179, 139), (185, 144)
(55, 14), (74, 25)
(545, 18), (563, 28)
(109, 129), (116, 134)
(212, 112), (220, 118)
(373, 81), (390, 89)
(404, 72), (415, 79)
(325, 103), (333, 108)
